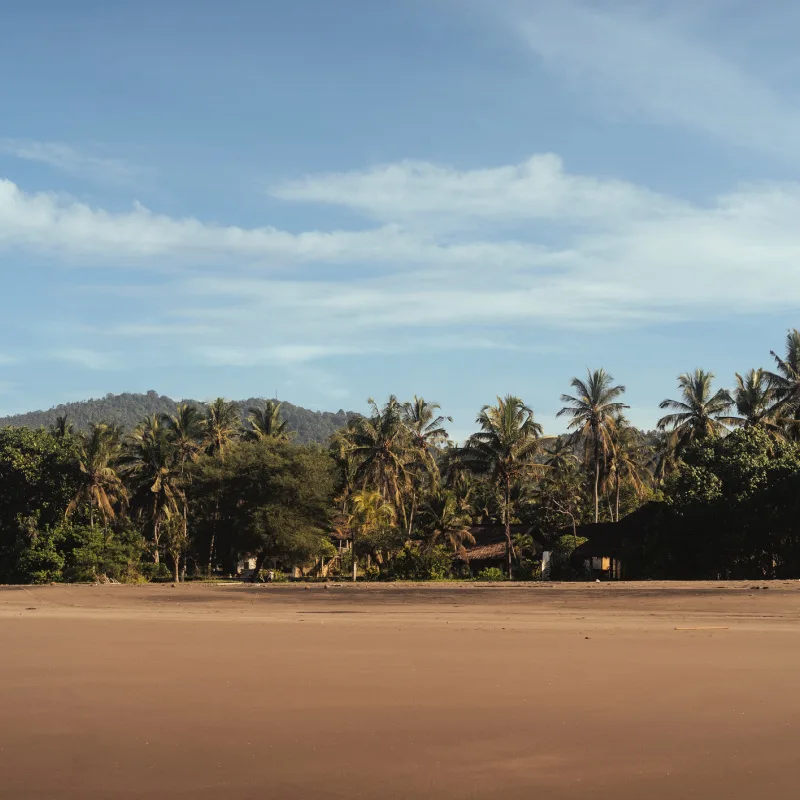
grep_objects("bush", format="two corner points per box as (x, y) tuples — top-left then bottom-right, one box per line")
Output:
(511, 559), (542, 581)
(16, 530), (65, 583)
(476, 566), (505, 582)
(140, 562), (172, 582)
(390, 544), (453, 580)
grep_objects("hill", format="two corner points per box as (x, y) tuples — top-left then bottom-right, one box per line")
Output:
(0, 391), (356, 445)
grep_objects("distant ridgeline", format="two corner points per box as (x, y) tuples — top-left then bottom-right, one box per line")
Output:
(0, 391), (357, 445)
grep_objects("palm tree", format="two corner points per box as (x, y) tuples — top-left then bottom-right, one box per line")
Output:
(558, 369), (628, 523)
(67, 423), (127, 531)
(401, 396), (451, 472)
(657, 369), (736, 451)
(651, 430), (680, 486)
(349, 489), (396, 582)
(50, 415), (75, 439)
(245, 400), (291, 441)
(205, 398), (240, 458)
(417, 488), (474, 553)
(349, 396), (413, 531)
(461, 395), (544, 577)
(732, 369), (779, 430)
(163, 403), (206, 577)
(164, 403), (206, 473)
(766, 329), (800, 440)
(606, 415), (649, 521)
(544, 436), (580, 476)
(203, 398), (240, 572)
(119, 415), (181, 568)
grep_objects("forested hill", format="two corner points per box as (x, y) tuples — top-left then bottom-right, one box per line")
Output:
(0, 391), (356, 444)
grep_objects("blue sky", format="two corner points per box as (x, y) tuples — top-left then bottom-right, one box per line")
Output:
(2, 0), (799, 439)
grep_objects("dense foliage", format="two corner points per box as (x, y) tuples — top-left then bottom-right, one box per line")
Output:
(1, 329), (799, 583)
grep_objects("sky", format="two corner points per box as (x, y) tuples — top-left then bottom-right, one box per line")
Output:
(2, 0), (800, 439)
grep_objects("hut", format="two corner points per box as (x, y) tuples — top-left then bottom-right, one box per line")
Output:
(456, 524), (550, 577)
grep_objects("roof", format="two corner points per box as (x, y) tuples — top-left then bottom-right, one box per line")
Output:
(570, 502), (667, 559)
(456, 524), (548, 562)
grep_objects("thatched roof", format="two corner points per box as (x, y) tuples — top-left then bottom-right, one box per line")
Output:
(456, 524), (548, 562)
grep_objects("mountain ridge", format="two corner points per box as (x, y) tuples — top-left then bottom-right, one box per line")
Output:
(0, 391), (357, 445)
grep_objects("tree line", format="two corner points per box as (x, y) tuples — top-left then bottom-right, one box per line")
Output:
(1, 330), (799, 584)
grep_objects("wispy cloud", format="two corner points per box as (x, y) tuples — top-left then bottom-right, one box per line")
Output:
(502, 1), (800, 162)
(50, 348), (116, 371)
(0, 138), (138, 183)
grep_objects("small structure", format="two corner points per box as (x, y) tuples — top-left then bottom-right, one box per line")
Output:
(569, 502), (666, 580)
(455, 524), (550, 577)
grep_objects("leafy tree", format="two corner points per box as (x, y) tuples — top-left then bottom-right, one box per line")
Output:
(558, 369), (628, 523)
(461, 395), (544, 576)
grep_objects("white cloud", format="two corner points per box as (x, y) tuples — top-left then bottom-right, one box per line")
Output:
(0, 139), (138, 183)
(3, 152), (800, 365)
(270, 153), (679, 229)
(503, 1), (800, 162)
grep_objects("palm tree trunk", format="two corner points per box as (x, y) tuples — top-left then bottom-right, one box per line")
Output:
(173, 553), (180, 583)
(615, 473), (621, 522)
(352, 533), (357, 583)
(504, 477), (512, 579)
(593, 436), (601, 524)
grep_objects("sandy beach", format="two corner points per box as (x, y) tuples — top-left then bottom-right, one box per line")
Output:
(1, 581), (799, 799)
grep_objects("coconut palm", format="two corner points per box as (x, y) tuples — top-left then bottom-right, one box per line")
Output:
(50, 414), (75, 439)
(119, 415), (181, 566)
(558, 369), (628, 523)
(205, 398), (241, 458)
(401, 396), (451, 473)
(245, 400), (292, 441)
(67, 423), (127, 530)
(349, 396), (413, 530)
(461, 395), (544, 576)
(732, 369), (780, 432)
(349, 489), (396, 582)
(766, 329), (800, 440)
(163, 403), (206, 576)
(164, 403), (206, 473)
(607, 415), (650, 521)
(657, 369), (736, 451)
(417, 487), (474, 553)
(651, 430), (680, 486)
(544, 436), (580, 476)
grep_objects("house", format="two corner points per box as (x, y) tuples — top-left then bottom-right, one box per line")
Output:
(569, 502), (666, 580)
(455, 524), (551, 577)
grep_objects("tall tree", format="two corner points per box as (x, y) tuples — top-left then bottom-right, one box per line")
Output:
(203, 398), (241, 572)
(349, 489), (396, 582)
(657, 369), (736, 451)
(245, 400), (292, 441)
(205, 398), (240, 458)
(461, 395), (544, 577)
(67, 423), (126, 531)
(50, 415), (75, 439)
(732, 369), (780, 432)
(606, 415), (650, 521)
(558, 369), (628, 523)
(349, 396), (412, 531)
(766, 329), (800, 440)
(164, 403), (206, 578)
(119, 415), (180, 568)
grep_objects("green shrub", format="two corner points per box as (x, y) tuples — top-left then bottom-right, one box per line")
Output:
(16, 530), (65, 584)
(390, 544), (453, 580)
(476, 566), (505, 582)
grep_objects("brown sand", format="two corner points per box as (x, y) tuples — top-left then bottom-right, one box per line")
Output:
(1, 581), (799, 799)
